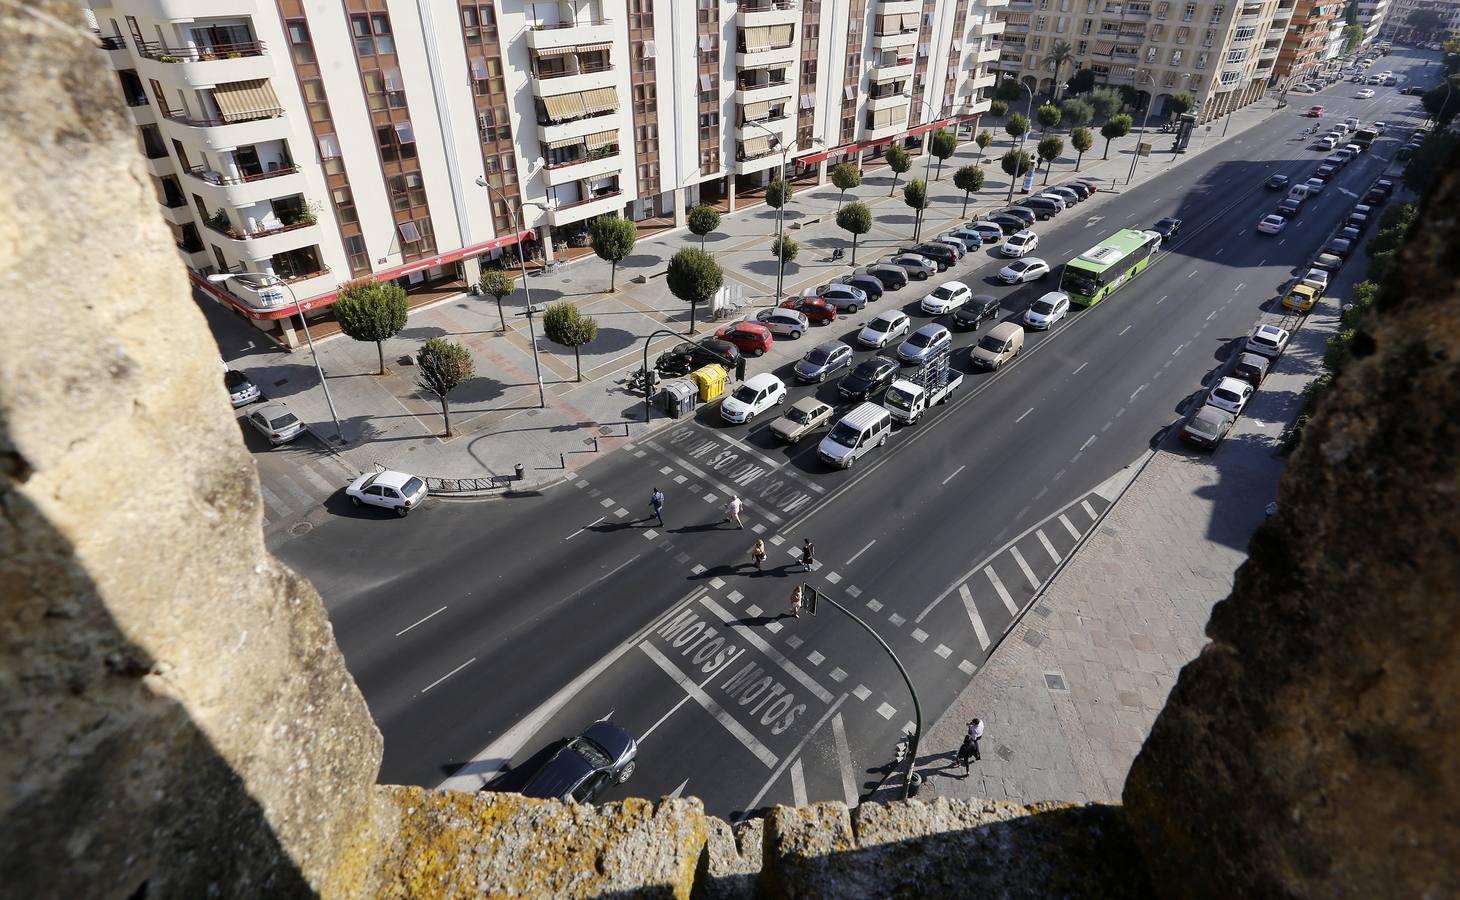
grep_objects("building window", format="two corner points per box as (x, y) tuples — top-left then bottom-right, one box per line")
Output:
(1183, 3), (1196, 20)
(302, 78), (330, 123)
(377, 125), (398, 163)
(286, 19), (315, 64)
(389, 171), (428, 211)
(139, 124), (167, 159)
(399, 218), (435, 257)
(345, 234), (369, 274)
(332, 186), (358, 224)
(1171, 48), (1183, 63)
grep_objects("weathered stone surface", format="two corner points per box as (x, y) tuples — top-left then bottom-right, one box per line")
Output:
(1123, 166), (1460, 897)
(699, 815), (763, 899)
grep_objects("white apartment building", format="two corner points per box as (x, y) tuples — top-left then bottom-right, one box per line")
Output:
(87, 0), (997, 345)
(1356, 0), (1393, 43)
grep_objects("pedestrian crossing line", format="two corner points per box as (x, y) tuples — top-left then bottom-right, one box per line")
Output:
(806, 650), (825, 666)
(644, 530), (659, 540)
(700, 595), (833, 703)
(831, 713), (859, 806)
(911, 628), (929, 643)
(710, 577), (726, 589)
(272, 472), (315, 509)
(790, 758), (808, 807)
(825, 571), (841, 584)
(600, 497), (615, 508)
(727, 590), (744, 603)
(259, 482), (288, 516)
(1058, 513), (1082, 540)
(959, 584), (992, 650)
(298, 466), (338, 495)
(934, 644), (952, 659)
(1036, 529), (1062, 565)
(845, 585), (862, 598)
(853, 685), (872, 701)
(769, 535), (785, 546)
(785, 635), (803, 649)
(614, 507), (629, 518)
(876, 702), (896, 720)
(1081, 499), (1099, 520)
(828, 667), (847, 683)
(673, 474), (688, 485)
(746, 604), (763, 616)
(1009, 547), (1041, 591)
(888, 613), (905, 627)
(575, 479), (590, 488)
(958, 660), (976, 675)
(659, 466), (674, 475)
(634, 450), (647, 458)
(867, 599), (883, 612)
(703, 492), (719, 504)
(985, 567), (1019, 617)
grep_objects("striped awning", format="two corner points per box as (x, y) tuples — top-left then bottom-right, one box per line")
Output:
(899, 12), (920, 30)
(584, 129), (618, 150)
(535, 44), (577, 58)
(742, 100), (770, 121)
(768, 24), (794, 45)
(579, 86), (618, 115)
(1092, 38), (1117, 55)
(1002, 12), (1031, 25)
(576, 41), (611, 54)
(211, 79), (280, 123)
(545, 135), (585, 150)
(542, 91), (586, 120)
(870, 105), (907, 128)
(743, 26), (771, 51)
(739, 135), (771, 157)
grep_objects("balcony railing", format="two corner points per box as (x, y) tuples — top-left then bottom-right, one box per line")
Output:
(537, 63), (615, 79)
(543, 147), (620, 169)
(97, 35), (128, 50)
(125, 95), (149, 108)
(186, 163), (300, 186)
(280, 265), (331, 284)
(176, 239), (205, 253)
(205, 218), (316, 242)
(530, 19), (613, 30)
(738, 77), (792, 90)
(137, 40), (267, 62)
(554, 189), (622, 211)
(742, 0), (797, 9)
(165, 109), (284, 127)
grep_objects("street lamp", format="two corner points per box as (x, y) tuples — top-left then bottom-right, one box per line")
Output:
(208, 272), (343, 444)
(1006, 80), (1036, 203)
(745, 120), (820, 307)
(1127, 71), (1190, 184)
(903, 91), (948, 185)
(475, 174), (548, 409)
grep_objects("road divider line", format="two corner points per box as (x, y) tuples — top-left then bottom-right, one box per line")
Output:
(1010, 547), (1041, 591)
(790, 759), (808, 807)
(831, 713), (859, 806)
(1016, 407), (1034, 423)
(959, 584), (991, 650)
(396, 606), (447, 637)
(421, 657), (476, 694)
(1130, 384), (1148, 401)
(1187, 270), (1198, 278)
(847, 539), (877, 565)
(1072, 362), (1088, 375)
(1080, 435), (1095, 452)
(985, 567), (1019, 617)
(1119, 325), (1132, 335)
(700, 595), (833, 703)
(941, 466), (966, 485)
(564, 516), (605, 540)
(737, 692), (847, 819)
(1206, 311), (1217, 321)
(641, 641), (778, 768)
(1157, 295), (1167, 305)
(1235, 282), (1246, 292)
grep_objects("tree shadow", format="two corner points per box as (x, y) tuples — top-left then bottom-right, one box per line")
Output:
(581, 326), (639, 354)
(400, 324), (449, 340)
(411, 375), (506, 406)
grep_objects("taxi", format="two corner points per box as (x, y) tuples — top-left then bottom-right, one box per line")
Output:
(1282, 283), (1320, 313)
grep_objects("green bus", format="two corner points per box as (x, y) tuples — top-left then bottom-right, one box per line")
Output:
(1059, 228), (1162, 307)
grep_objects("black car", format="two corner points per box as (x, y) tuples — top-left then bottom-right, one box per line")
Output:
(656, 338), (741, 375)
(912, 243), (956, 270)
(521, 721), (638, 803)
(837, 273), (885, 302)
(952, 294), (1001, 330)
(987, 214), (1027, 235)
(1017, 196), (1061, 219)
(838, 356), (899, 401)
(857, 263), (907, 291)
(1151, 217), (1182, 239)
(1265, 174), (1290, 190)
(996, 206), (1037, 227)
(1275, 199), (1302, 219)
(1056, 181), (1093, 200)
(1313, 164), (1337, 181)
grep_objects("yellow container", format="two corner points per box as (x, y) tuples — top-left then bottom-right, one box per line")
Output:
(690, 364), (729, 402)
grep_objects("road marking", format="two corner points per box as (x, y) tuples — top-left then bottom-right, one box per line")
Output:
(1058, 513), (1082, 540)
(641, 642), (777, 768)
(1119, 325), (1132, 336)
(1235, 282), (1246, 292)
(669, 779), (689, 799)
(985, 567), (1019, 616)
(1206, 311), (1217, 321)
(941, 466), (966, 485)
(1036, 529), (1062, 564)
(847, 539), (877, 564)
(832, 713), (858, 805)
(738, 693), (847, 818)
(1010, 547), (1041, 590)
(1277, 238), (1286, 246)
(1214, 247), (1223, 257)
(934, 644), (952, 659)
(1072, 361), (1088, 375)
(396, 606), (447, 637)
(564, 516), (606, 540)
(298, 466), (336, 495)
(1173, 342), (1186, 356)
(701, 595), (833, 703)
(1054, 468), (1066, 480)
(421, 657), (476, 694)
(1081, 499), (1098, 520)
(876, 702), (896, 719)
(1187, 270), (1198, 279)
(1258, 258), (1266, 266)
(1016, 407), (1034, 423)
(1080, 435), (1095, 452)
(790, 758), (808, 807)
(1130, 384), (1147, 401)
(640, 647), (746, 742)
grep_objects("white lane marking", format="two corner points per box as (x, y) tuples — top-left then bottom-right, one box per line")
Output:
(1277, 238), (1286, 246)
(1258, 258), (1266, 266)
(1058, 513), (1082, 540)
(876, 702), (896, 719)
(701, 595), (833, 703)
(421, 657), (476, 694)
(790, 758), (808, 807)
(941, 466), (966, 485)
(1130, 384), (1147, 401)
(1016, 407), (1034, 423)
(1235, 282), (1246, 292)
(832, 713), (859, 806)
(639, 647), (746, 743)
(714, 428), (800, 486)
(396, 606), (447, 637)
(1036, 529), (1062, 565)
(1072, 361), (1088, 375)
(847, 539), (878, 564)
(959, 584), (992, 651)
(1010, 547), (1041, 591)
(1187, 270), (1198, 278)
(985, 567), (1019, 616)
(1157, 294), (1168, 304)
(1119, 325), (1132, 336)
(641, 642), (777, 768)
(1206, 311), (1217, 321)
(1079, 435), (1095, 452)
(1054, 468), (1067, 480)
(1173, 342), (1186, 356)
(737, 693), (848, 818)
(1081, 499), (1098, 520)
(668, 778), (689, 799)
(564, 516), (606, 540)
(1214, 247), (1223, 257)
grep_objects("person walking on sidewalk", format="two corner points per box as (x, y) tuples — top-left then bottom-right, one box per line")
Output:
(750, 538), (766, 571)
(956, 732), (977, 774)
(649, 488), (665, 527)
(965, 718), (985, 764)
(800, 538), (815, 572)
(724, 495), (743, 529)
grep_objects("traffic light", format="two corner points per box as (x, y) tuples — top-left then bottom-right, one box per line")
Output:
(801, 583), (818, 615)
(644, 368), (657, 396)
(894, 738), (909, 765)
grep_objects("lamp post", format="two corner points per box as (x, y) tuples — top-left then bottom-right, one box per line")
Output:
(745, 120), (820, 307)
(208, 272), (343, 444)
(1006, 80), (1036, 203)
(1128, 71), (1189, 184)
(475, 175), (547, 408)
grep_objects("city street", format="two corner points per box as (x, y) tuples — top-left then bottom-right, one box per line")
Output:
(249, 52), (1433, 817)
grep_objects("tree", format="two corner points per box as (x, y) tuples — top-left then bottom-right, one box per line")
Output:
(765, 178), (793, 230)
(333, 278), (408, 375)
(1070, 126), (1094, 170)
(995, 78), (1024, 102)
(902, 179), (929, 243)
(1000, 148), (1033, 182)
(1403, 130), (1460, 196)
(478, 268), (516, 333)
(1060, 98), (1094, 126)
(1067, 68), (1097, 95)
(687, 203), (720, 250)
(930, 129), (958, 180)
(1421, 74), (1460, 124)
(1168, 92), (1195, 117)
(1037, 135), (1065, 184)
(953, 165), (985, 217)
(1406, 7), (1446, 37)
(884, 144), (912, 196)
(665, 247), (723, 334)
(1005, 112), (1029, 142)
(1100, 114), (1132, 159)
(830, 162), (861, 210)
(1037, 103), (1062, 133)
(837, 201), (873, 265)
(542, 302), (598, 382)
(415, 337), (474, 437)
(770, 234), (800, 264)
(1046, 40), (1076, 99)
(1342, 24), (1364, 54)
(975, 129), (994, 162)
(989, 99), (1009, 118)
(589, 215), (636, 292)
(1088, 86), (1123, 118)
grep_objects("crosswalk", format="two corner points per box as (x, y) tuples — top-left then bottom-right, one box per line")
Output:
(247, 432), (355, 533)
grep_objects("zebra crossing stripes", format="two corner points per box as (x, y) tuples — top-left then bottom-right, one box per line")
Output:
(959, 584), (991, 650)
(985, 567), (1019, 616)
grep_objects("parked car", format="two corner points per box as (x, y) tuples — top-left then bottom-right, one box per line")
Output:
(920, 280), (973, 315)
(1181, 406), (1236, 450)
(1337, 225), (1360, 245)
(838, 356), (899, 401)
(1018, 196), (1063, 219)
(715, 321), (774, 356)
(720, 372), (787, 424)
(811, 283), (868, 312)
(928, 235), (968, 260)
(656, 339), (740, 375)
(1246, 323), (1291, 359)
(968, 222), (1005, 245)
(1275, 199), (1302, 219)
(780, 296), (837, 325)
(987, 214), (1028, 235)
(857, 310), (911, 349)
(887, 254), (937, 280)
(1315, 136), (1338, 151)
(1282, 283), (1320, 313)
(755, 308), (810, 338)
(996, 207), (1038, 228)
(912, 242), (956, 269)
(768, 396), (834, 443)
(1022, 291), (1071, 330)
(1311, 252), (1345, 272)
(834, 272), (886, 302)
(1313, 164), (1338, 181)
(1205, 376), (1255, 417)
(1300, 268), (1330, 292)
(792, 341), (854, 383)
(952, 294), (1002, 330)
(1001, 230), (1040, 257)
(225, 369), (260, 407)
(1043, 185), (1082, 206)
(1303, 177), (1326, 195)
(1230, 352), (1271, 386)
(1056, 181), (1093, 200)
(999, 257), (1052, 283)
(859, 263), (909, 290)
(896, 323), (952, 365)
(346, 470), (428, 516)
(520, 721), (638, 803)
(1327, 236), (1353, 258)
(946, 227), (985, 250)
(246, 402), (305, 445)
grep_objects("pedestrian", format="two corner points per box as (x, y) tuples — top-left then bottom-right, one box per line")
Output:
(800, 538), (815, 572)
(966, 718), (984, 762)
(750, 538), (766, 571)
(724, 495), (743, 529)
(956, 732), (977, 774)
(650, 488), (665, 527)
(788, 584), (803, 618)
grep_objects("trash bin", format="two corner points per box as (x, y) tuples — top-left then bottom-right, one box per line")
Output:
(690, 364), (729, 403)
(659, 379), (696, 419)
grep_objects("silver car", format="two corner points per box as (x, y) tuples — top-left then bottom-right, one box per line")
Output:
(887, 253), (936, 280)
(246, 402), (305, 445)
(896, 324), (951, 365)
(755, 307), (810, 338)
(793, 341), (854, 383)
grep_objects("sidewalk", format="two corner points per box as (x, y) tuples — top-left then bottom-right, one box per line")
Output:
(213, 96), (1287, 485)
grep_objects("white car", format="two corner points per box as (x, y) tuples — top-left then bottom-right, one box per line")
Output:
(754, 307), (810, 338)
(720, 372), (787, 424)
(1315, 136), (1337, 151)
(1303, 177), (1325, 195)
(889, 253), (937, 280)
(1256, 215), (1287, 235)
(896, 323), (952, 365)
(998, 257), (1051, 284)
(1246, 324), (1291, 359)
(1022, 291), (1070, 330)
(1205, 376), (1255, 416)
(1291, 84), (1316, 93)
(346, 470), (429, 517)
(1001, 229), (1040, 257)
(919, 280), (973, 315)
(246, 402), (305, 445)
(1300, 268), (1329, 291)
(1355, 88), (1375, 99)
(858, 310), (911, 348)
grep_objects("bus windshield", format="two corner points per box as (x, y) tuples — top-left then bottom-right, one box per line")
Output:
(1061, 267), (1101, 297)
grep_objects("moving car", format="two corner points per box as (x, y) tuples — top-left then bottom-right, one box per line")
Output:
(858, 263), (910, 290)
(888, 254), (936, 280)
(838, 356), (899, 401)
(1257, 214), (1288, 234)
(792, 341), (853, 383)
(1315, 136), (1338, 151)
(1246, 324), (1291, 359)
(714, 321), (774, 356)
(920, 280), (973, 315)
(1265, 174), (1291, 190)
(1355, 87), (1375, 98)
(999, 257), (1051, 283)
(1181, 406), (1236, 450)
(1230, 352), (1271, 386)
(1306, 105), (1325, 117)
(968, 322), (1024, 370)
(720, 372), (787, 423)
(768, 396), (834, 443)
(1001, 230), (1040, 257)
(754, 308), (810, 338)
(811, 283), (868, 312)
(1205, 376), (1255, 416)
(246, 402), (305, 445)
(896, 323), (952, 365)
(780, 296), (837, 325)
(1303, 177), (1325, 195)
(520, 721), (638, 803)
(952, 294), (1002, 330)
(858, 309), (912, 349)
(1282, 283), (1320, 313)
(1150, 217), (1182, 239)
(225, 369), (260, 407)
(656, 339), (740, 375)
(1022, 291), (1070, 330)
(346, 470), (428, 516)
(1313, 164), (1337, 181)
(1274, 200), (1301, 219)
(817, 402), (892, 469)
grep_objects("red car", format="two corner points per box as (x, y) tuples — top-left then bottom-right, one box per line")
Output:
(780, 296), (837, 325)
(715, 321), (774, 357)
(1306, 105), (1325, 118)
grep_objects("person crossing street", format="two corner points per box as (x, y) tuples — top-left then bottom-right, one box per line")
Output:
(649, 488), (665, 527)
(750, 538), (766, 571)
(723, 495), (743, 529)
(800, 538), (815, 572)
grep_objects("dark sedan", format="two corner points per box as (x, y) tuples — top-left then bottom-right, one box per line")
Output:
(1275, 198), (1303, 219)
(857, 263), (908, 291)
(1150, 217), (1182, 239)
(952, 294), (1002, 330)
(837, 273), (886, 302)
(986, 215), (1027, 235)
(838, 356), (899, 401)
(912, 243), (956, 270)
(656, 339), (741, 375)
(1265, 174), (1290, 190)
(995, 207), (1037, 227)
(521, 721), (638, 804)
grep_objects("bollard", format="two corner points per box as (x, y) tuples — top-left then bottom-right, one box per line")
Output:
(514, 463), (525, 481)
(907, 772), (923, 797)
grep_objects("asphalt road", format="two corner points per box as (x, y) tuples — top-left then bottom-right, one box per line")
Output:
(267, 48), (1432, 816)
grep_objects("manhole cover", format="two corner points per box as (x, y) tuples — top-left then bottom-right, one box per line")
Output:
(525, 409), (541, 416)
(289, 522), (313, 537)
(1021, 629), (1046, 648)
(997, 745), (1015, 762)
(1044, 672), (1067, 691)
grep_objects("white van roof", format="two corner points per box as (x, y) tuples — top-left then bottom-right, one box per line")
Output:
(840, 402), (890, 429)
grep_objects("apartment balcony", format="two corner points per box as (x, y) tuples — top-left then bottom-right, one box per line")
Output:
(867, 90), (911, 111)
(539, 108), (627, 148)
(161, 97), (289, 152)
(964, 95), (994, 116)
(872, 29), (920, 51)
(969, 71), (998, 91)
(525, 18), (615, 53)
(542, 148), (623, 187)
(870, 58), (916, 81)
(145, 154), (174, 178)
(545, 190), (625, 227)
(984, 0), (1011, 7)
(121, 0), (262, 19)
(993, 56), (1024, 71)
(863, 116), (909, 142)
(531, 63), (617, 98)
(1121, 7), (1153, 19)
(1007, 0), (1034, 8)
(205, 217), (323, 262)
(737, 77), (798, 105)
(1105, 69), (1136, 83)
(736, 35), (798, 70)
(976, 46), (1001, 64)
(1117, 31), (1146, 43)
(185, 163), (306, 208)
(999, 22), (1030, 35)
(878, 0), (923, 14)
(1259, 45), (1281, 58)
(736, 0), (801, 29)
(179, 245), (212, 270)
(136, 40), (273, 86)
(974, 19), (1006, 37)
(158, 201), (193, 227)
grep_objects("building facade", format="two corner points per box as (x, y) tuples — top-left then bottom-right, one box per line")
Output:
(1384, 0), (1460, 41)
(86, 0), (997, 343)
(991, 0), (1291, 124)
(1356, 0), (1393, 44)
(1274, 0), (1341, 81)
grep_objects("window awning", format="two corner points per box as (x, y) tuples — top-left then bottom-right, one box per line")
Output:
(742, 100), (771, 121)
(545, 135), (585, 151)
(1003, 12), (1031, 25)
(535, 44), (577, 58)
(579, 86), (619, 115)
(542, 92), (586, 120)
(576, 41), (611, 54)
(1092, 39), (1117, 54)
(211, 79), (281, 123)
(900, 12), (920, 30)
(739, 135), (771, 157)
(871, 105), (907, 128)
(742, 26), (771, 51)
(768, 24), (794, 46)
(584, 129), (618, 150)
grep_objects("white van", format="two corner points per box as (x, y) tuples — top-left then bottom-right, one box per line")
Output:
(1287, 184), (1312, 203)
(817, 402), (892, 469)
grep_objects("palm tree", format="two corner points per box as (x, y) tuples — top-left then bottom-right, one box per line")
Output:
(1046, 40), (1076, 102)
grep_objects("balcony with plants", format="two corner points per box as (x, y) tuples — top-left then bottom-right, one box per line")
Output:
(545, 177), (624, 227)
(202, 196), (323, 259)
(161, 81), (289, 149)
(541, 135), (624, 186)
(531, 46), (617, 97)
(737, 65), (798, 105)
(871, 50), (917, 81)
(136, 19), (271, 85)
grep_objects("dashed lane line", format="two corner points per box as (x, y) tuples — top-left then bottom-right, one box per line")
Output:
(847, 539), (877, 565)
(1016, 407), (1034, 423)
(421, 657), (476, 694)
(1072, 362), (1088, 375)
(941, 465), (966, 485)
(396, 606), (448, 637)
